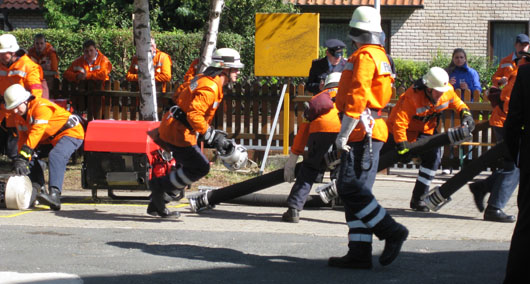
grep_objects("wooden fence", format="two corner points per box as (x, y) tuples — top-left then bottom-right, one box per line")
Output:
(51, 79), (496, 169)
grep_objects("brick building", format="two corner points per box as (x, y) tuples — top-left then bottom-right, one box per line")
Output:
(288, 0), (530, 64)
(0, 0), (46, 31)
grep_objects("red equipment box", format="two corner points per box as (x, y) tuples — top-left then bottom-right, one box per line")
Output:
(81, 120), (174, 199)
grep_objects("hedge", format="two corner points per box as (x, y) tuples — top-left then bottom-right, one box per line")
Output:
(5, 29), (498, 91)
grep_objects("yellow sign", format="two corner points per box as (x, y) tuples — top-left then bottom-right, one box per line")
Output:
(255, 13), (319, 77)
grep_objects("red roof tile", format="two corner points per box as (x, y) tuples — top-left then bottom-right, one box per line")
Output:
(288, 0), (423, 6)
(0, 0), (40, 10)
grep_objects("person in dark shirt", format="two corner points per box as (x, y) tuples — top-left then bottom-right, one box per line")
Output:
(306, 39), (346, 95)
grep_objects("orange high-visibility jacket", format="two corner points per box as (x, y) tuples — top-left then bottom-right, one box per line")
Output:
(335, 44), (394, 143)
(174, 58), (200, 97)
(159, 75), (224, 147)
(291, 87), (341, 155)
(28, 42), (59, 78)
(15, 97), (84, 154)
(388, 85), (468, 143)
(126, 49), (172, 92)
(63, 50), (112, 82)
(0, 54), (44, 126)
(489, 57), (528, 127)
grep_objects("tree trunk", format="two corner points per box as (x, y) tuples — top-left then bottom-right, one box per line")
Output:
(133, 0), (157, 121)
(198, 0), (224, 74)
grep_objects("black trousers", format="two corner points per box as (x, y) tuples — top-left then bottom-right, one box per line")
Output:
(504, 172), (530, 283)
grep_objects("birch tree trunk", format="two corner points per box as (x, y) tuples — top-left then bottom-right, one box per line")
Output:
(133, 0), (158, 121)
(198, 0), (224, 74)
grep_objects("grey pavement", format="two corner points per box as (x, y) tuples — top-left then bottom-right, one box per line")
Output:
(0, 168), (517, 284)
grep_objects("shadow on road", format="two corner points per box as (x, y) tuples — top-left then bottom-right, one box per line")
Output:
(54, 209), (181, 223)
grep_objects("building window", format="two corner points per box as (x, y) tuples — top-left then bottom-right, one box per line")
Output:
(489, 21), (529, 65)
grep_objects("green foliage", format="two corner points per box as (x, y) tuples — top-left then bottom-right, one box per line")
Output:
(394, 51), (498, 91)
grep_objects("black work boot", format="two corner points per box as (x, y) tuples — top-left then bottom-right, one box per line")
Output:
(328, 243), (372, 269)
(147, 178), (180, 219)
(484, 206), (515, 223)
(281, 207), (300, 223)
(469, 182), (486, 212)
(410, 198), (429, 212)
(379, 223), (409, 266)
(37, 186), (61, 211)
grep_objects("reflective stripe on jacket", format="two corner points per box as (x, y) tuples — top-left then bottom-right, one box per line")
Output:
(16, 97), (84, 153)
(335, 44), (394, 143)
(387, 85), (468, 143)
(159, 75), (223, 147)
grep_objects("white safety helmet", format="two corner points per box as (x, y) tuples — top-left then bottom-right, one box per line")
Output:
(0, 34), (20, 53)
(423, 67), (451, 92)
(349, 6), (383, 33)
(4, 84), (31, 110)
(219, 141), (248, 171)
(324, 72), (342, 89)
(210, 48), (244, 69)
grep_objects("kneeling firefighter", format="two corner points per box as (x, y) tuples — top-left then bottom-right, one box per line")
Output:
(150, 48), (246, 218)
(5, 83), (85, 211)
(386, 67), (474, 212)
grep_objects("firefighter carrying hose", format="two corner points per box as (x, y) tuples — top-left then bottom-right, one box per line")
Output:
(328, 6), (408, 269)
(387, 67), (474, 212)
(282, 72), (342, 223)
(4, 83), (84, 211)
(149, 48), (244, 218)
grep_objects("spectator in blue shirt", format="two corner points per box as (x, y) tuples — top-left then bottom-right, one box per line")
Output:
(446, 48), (481, 101)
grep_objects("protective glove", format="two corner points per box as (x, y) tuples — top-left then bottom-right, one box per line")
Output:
(396, 141), (411, 162)
(201, 127), (229, 150)
(460, 109), (475, 132)
(13, 156), (30, 176)
(335, 114), (359, 153)
(284, 153), (299, 182)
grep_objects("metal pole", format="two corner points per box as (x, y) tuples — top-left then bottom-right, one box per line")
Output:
(259, 83), (288, 175)
(282, 78), (290, 155)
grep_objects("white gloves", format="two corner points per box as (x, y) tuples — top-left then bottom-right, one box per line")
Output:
(284, 153), (299, 182)
(335, 114), (359, 153)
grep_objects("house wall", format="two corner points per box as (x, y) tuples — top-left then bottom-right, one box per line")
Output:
(298, 0), (530, 61)
(386, 0), (530, 61)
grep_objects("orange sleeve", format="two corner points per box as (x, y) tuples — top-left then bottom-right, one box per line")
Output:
(155, 52), (172, 83)
(291, 122), (310, 155)
(186, 87), (216, 135)
(50, 50), (59, 75)
(341, 52), (375, 119)
(392, 95), (415, 143)
(491, 56), (513, 87)
(63, 59), (81, 82)
(183, 58), (199, 83)
(23, 106), (53, 150)
(449, 91), (468, 112)
(26, 63), (43, 98)
(126, 57), (139, 82)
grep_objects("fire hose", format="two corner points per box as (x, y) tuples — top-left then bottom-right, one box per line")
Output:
(422, 141), (507, 211)
(188, 126), (472, 212)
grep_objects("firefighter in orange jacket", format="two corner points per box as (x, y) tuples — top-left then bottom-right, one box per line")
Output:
(0, 34), (44, 160)
(387, 67), (473, 212)
(126, 37), (172, 92)
(63, 39), (112, 85)
(281, 72), (342, 223)
(328, 6), (408, 270)
(4, 84), (84, 211)
(28, 33), (60, 98)
(148, 48), (244, 218)
(468, 34), (529, 223)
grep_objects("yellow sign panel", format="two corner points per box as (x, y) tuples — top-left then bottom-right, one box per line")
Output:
(255, 13), (319, 77)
